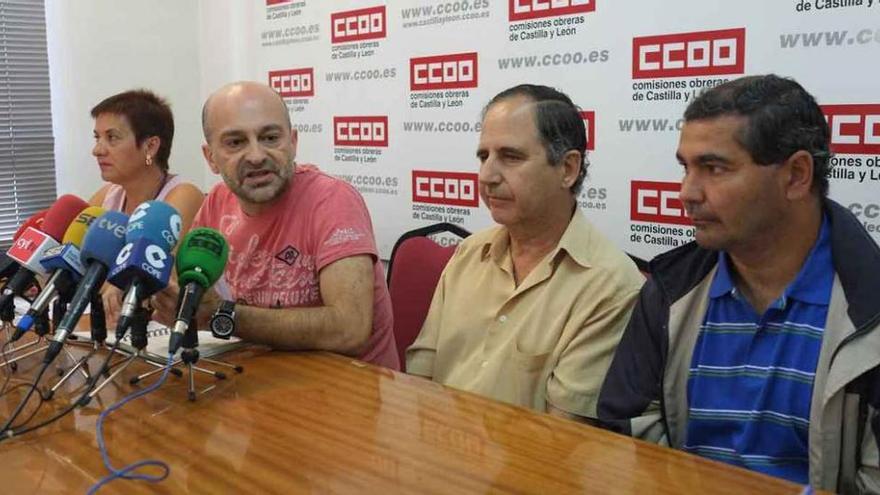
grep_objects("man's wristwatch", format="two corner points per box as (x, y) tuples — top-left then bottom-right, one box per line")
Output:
(209, 300), (236, 339)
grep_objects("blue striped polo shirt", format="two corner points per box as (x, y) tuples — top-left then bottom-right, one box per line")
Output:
(684, 216), (832, 484)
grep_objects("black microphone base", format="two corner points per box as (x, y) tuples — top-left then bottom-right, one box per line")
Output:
(44, 340), (63, 364)
(168, 332), (184, 355)
(9, 328), (25, 342)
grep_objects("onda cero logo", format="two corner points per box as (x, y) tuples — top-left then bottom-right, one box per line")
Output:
(331, 6), (386, 44)
(410, 52), (478, 91)
(333, 116), (388, 147)
(630, 181), (691, 226)
(412, 170), (479, 207)
(509, 0), (595, 21)
(632, 28), (745, 79)
(269, 68), (314, 98)
(822, 104), (880, 155)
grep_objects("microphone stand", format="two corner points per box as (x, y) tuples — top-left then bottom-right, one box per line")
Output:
(84, 305), (151, 403)
(130, 318), (242, 402)
(42, 293), (106, 400)
(0, 296), (49, 372)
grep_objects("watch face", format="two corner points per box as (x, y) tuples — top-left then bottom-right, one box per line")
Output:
(211, 315), (235, 337)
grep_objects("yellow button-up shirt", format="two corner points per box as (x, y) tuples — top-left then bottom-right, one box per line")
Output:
(407, 209), (644, 417)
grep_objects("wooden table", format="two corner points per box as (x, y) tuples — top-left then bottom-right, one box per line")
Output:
(0, 340), (807, 494)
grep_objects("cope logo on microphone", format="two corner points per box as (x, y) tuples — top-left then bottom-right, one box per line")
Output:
(412, 171), (479, 207)
(331, 6), (386, 43)
(410, 53), (478, 91)
(632, 28), (745, 79)
(269, 68), (315, 98)
(145, 245), (168, 270)
(509, 0), (595, 21)
(822, 104), (880, 155)
(333, 116), (388, 147)
(580, 110), (595, 151)
(630, 181), (691, 226)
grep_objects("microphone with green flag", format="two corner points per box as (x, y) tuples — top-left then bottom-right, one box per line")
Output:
(168, 227), (229, 354)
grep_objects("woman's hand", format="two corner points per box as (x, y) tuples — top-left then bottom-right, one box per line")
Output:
(100, 284), (123, 328)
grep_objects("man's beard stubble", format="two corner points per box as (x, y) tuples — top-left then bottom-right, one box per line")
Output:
(224, 158), (294, 205)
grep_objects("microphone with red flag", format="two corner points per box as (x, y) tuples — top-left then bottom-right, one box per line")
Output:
(0, 195), (90, 309)
(0, 210), (47, 282)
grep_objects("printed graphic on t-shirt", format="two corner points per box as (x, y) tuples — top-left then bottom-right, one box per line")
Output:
(226, 232), (320, 308)
(275, 245), (300, 266)
(325, 227), (365, 247)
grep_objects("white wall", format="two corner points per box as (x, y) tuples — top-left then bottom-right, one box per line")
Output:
(196, 0), (257, 189)
(46, 0), (206, 200)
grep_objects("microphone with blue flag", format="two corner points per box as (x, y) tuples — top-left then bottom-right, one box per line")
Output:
(13, 206), (107, 340)
(107, 200), (182, 339)
(44, 210), (129, 365)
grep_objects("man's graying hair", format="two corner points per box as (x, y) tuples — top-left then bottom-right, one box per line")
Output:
(483, 84), (589, 195)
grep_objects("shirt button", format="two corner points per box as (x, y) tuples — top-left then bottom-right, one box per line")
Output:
(498, 315), (507, 323)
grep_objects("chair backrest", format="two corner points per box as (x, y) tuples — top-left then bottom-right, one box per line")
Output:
(387, 224), (469, 371)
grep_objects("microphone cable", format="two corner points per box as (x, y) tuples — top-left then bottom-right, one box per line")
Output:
(86, 353), (174, 494)
(0, 340), (17, 397)
(0, 338), (122, 441)
(0, 357), (50, 434)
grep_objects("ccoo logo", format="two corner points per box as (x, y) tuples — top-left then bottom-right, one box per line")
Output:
(331, 6), (386, 43)
(822, 104), (880, 155)
(509, 0), (595, 21)
(333, 116), (388, 147)
(410, 52), (478, 91)
(632, 28), (745, 79)
(630, 181), (691, 226)
(269, 68), (315, 98)
(412, 170), (479, 207)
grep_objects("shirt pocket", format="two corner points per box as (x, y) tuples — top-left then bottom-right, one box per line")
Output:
(510, 345), (551, 372)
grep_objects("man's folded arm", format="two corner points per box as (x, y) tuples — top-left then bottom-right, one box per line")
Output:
(234, 254), (374, 355)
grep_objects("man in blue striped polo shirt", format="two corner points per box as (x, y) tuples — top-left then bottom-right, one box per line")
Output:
(685, 215), (832, 482)
(598, 75), (880, 493)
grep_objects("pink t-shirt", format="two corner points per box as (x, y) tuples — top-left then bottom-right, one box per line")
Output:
(194, 167), (399, 369)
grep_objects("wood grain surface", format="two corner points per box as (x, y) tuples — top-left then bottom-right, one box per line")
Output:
(0, 334), (808, 494)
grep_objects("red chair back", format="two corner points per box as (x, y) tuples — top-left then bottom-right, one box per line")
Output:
(388, 236), (458, 372)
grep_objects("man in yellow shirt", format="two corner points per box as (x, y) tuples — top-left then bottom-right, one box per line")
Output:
(406, 84), (644, 420)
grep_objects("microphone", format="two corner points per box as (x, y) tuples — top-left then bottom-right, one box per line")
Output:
(0, 195), (90, 308)
(0, 210), (47, 282)
(13, 206), (107, 338)
(168, 228), (229, 354)
(43, 210), (129, 365)
(107, 200), (182, 338)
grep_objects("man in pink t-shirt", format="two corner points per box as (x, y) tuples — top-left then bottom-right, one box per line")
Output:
(153, 81), (398, 369)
